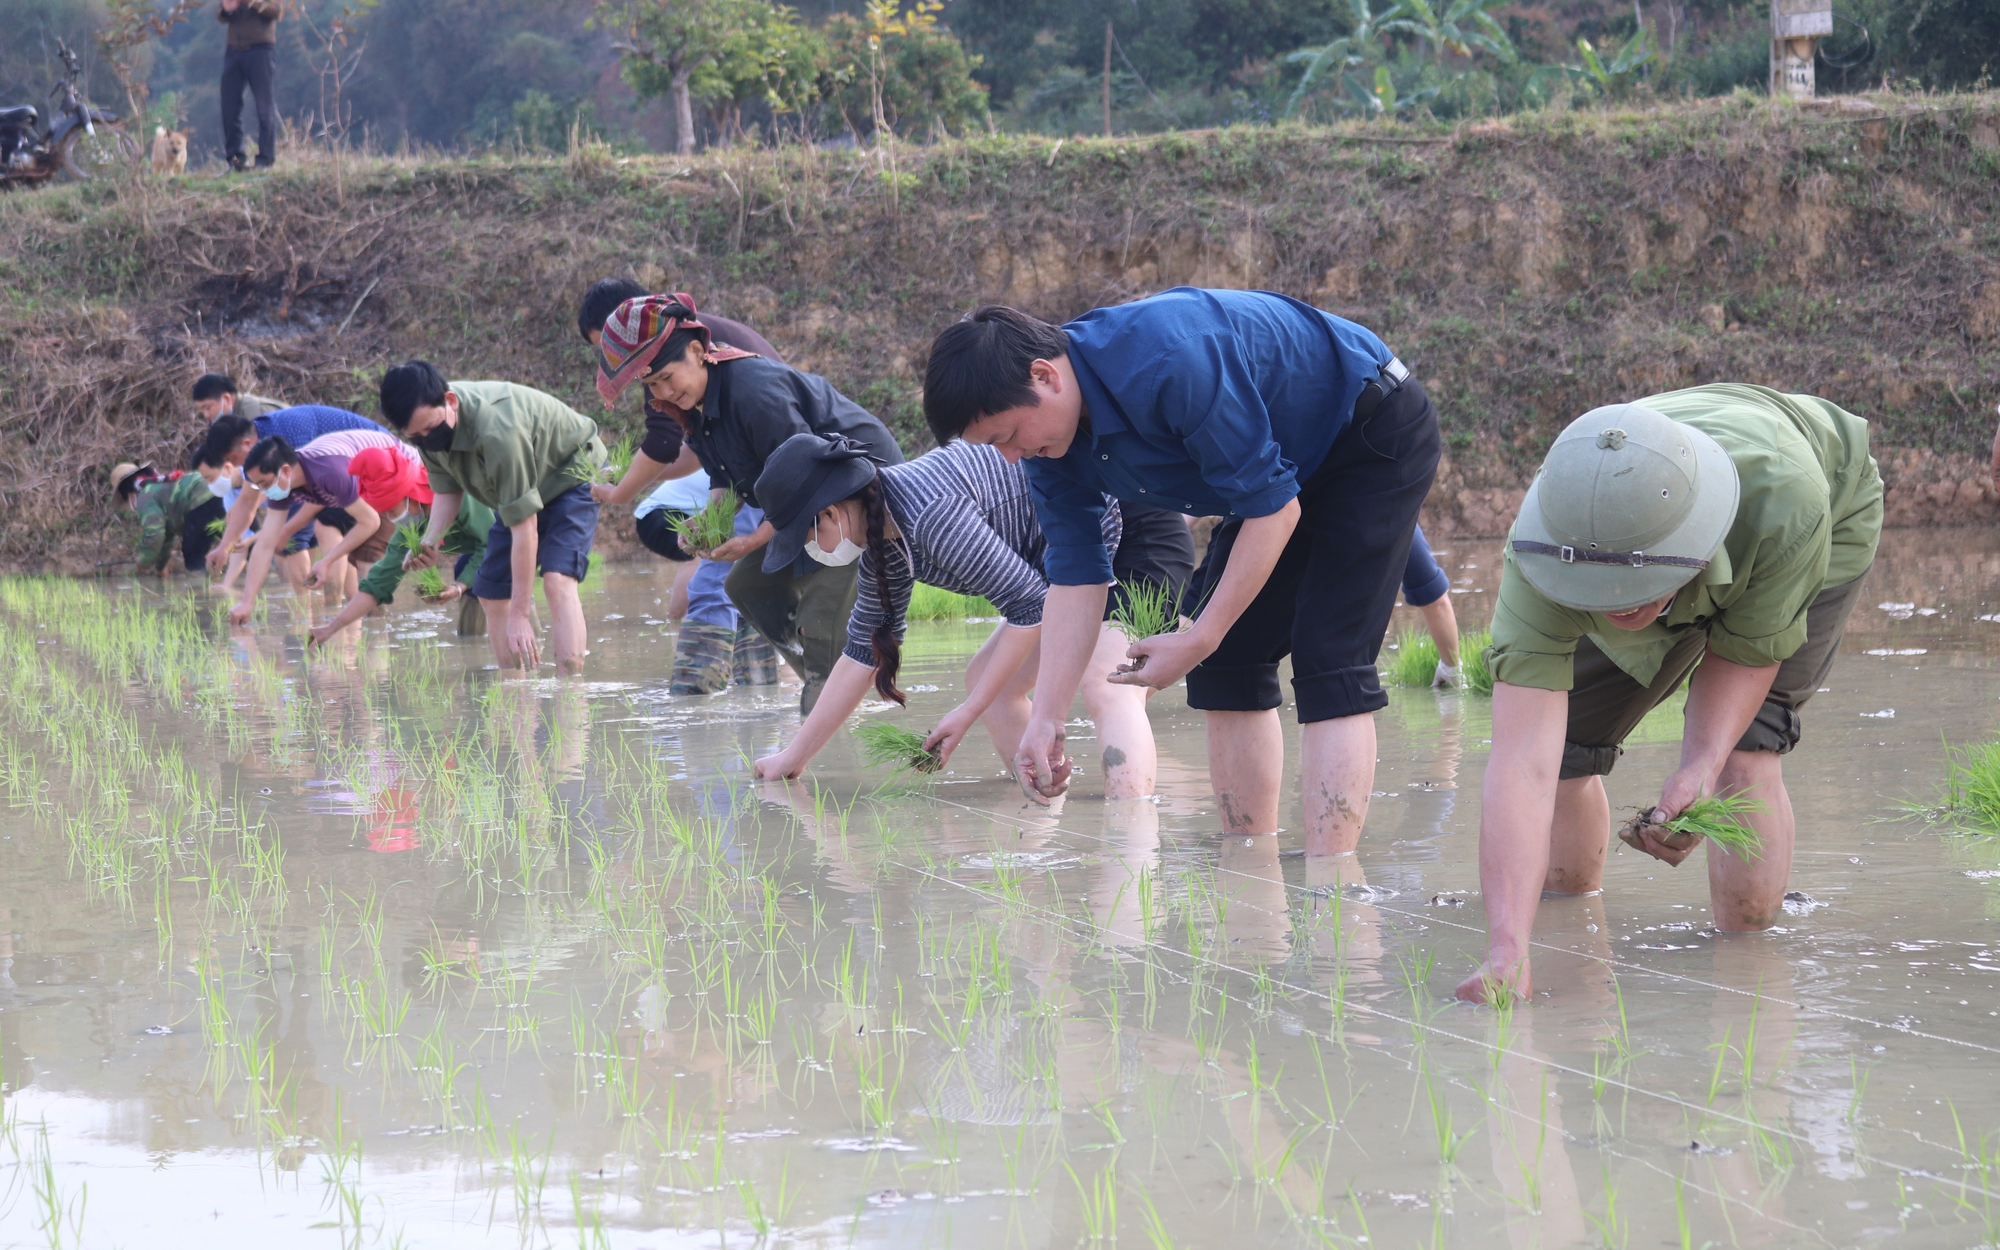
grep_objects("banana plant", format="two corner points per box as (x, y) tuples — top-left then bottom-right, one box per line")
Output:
(1392, 0), (1516, 65)
(1575, 25), (1658, 97)
(1283, 0), (1406, 118)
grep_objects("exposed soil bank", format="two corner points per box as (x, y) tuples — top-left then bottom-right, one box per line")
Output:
(3, 92), (1997, 570)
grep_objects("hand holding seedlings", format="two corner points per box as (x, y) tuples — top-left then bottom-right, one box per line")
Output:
(853, 722), (941, 774)
(1618, 793), (1766, 865)
(1107, 580), (1209, 690)
(670, 493), (740, 558)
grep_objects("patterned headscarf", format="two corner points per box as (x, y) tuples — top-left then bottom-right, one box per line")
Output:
(595, 293), (721, 406)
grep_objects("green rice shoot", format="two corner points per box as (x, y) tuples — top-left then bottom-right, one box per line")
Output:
(853, 721), (940, 774)
(1939, 737), (2000, 832)
(395, 519), (427, 555)
(907, 584), (996, 621)
(205, 517), (227, 539)
(1110, 578), (1182, 642)
(1665, 793), (1766, 859)
(671, 492), (740, 555)
(602, 433), (637, 481)
(1460, 629), (1495, 695)
(413, 565), (448, 598)
(1385, 626), (1440, 688)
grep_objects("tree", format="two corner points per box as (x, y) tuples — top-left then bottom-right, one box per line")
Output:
(95, 0), (203, 127)
(821, 0), (987, 141)
(688, 3), (826, 144)
(601, 0), (774, 154)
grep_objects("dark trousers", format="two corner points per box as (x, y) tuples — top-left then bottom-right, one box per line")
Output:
(220, 45), (277, 166)
(1184, 378), (1442, 723)
(725, 556), (859, 715)
(181, 497), (227, 571)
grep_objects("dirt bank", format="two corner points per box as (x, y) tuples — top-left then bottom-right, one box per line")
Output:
(2, 92), (1997, 571)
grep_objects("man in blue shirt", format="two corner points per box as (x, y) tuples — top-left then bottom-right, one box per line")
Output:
(924, 288), (1439, 858)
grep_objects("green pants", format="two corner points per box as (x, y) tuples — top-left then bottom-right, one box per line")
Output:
(724, 555), (860, 714)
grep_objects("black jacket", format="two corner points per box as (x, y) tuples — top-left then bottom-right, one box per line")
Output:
(686, 358), (903, 509)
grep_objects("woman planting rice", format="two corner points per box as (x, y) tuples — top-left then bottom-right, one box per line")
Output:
(751, 434), (1184, 797)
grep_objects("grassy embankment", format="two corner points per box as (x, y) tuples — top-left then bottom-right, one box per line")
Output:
(2, 91), (1998, 572)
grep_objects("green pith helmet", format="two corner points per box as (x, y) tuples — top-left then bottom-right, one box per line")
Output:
(1510, 404), (1740, 613)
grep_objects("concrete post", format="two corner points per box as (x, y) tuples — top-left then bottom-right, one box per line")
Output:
(1770, 0), (1833, 98)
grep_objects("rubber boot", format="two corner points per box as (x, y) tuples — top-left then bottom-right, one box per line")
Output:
(671, 621), (736, 695)
(731, 621), (781, 687)
(456, 595), (487, 637)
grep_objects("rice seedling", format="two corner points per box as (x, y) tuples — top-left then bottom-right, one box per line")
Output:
(1664, 793), (1766, 860)
(852, 721), (940, 774)
(601, 433), (637, 481)
(1460, 628), (1495, 695)
(1109, 578), (1181, 643)
(1383, 626), (1440, 688)
(1935, 736), (2000, 832)
(670, 492), (740, 555)
(906, 583), (997, 620)
(205, 516), (228, 539)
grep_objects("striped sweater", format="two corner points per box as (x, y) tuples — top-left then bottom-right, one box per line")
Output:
(844, 442), (1121, 665)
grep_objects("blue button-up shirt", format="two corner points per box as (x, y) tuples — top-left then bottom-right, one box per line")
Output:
(254, 405), (379, 447)
(1026, 287), (1393, 585)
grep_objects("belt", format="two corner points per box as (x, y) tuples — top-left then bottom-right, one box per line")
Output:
(1510, 539), (1710, 571)
(1354, 357), (1411, 421)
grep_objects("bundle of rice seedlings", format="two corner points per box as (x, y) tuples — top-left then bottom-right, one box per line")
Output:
(205, 517), (228, 539)
(396, 520), (448, 598)
(853, 721), (940, 773)
(602, 434), (637, 481)
(1384, 626), (1440, 687)
(671, 493), (740, 555)
(1664, 793), (1766, 859)
(1110, 578), (1181, 642)
(1460, 629), (1495, 695)
(907, 583), (997, 621)
(1941, 738), (2000, 832)
(414, 565), (448, 599)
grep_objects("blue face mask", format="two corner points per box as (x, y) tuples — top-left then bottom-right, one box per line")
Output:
(261, 477), (290, 503)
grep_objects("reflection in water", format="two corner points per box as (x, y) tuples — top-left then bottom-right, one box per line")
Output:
(0, 533), (1997, 1245)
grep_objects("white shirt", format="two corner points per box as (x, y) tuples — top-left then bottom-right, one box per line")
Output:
(634, 468), (713, 519)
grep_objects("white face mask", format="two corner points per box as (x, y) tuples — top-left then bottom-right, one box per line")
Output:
(804, 512), (864, 567)
(206, 474), (231, 499)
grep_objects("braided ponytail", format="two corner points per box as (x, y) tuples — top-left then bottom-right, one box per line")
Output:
(863, 481), (905, 706)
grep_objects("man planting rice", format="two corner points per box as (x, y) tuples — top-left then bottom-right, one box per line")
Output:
(925, 287), (1440, 856)
(1455, 385), (1881, 1002)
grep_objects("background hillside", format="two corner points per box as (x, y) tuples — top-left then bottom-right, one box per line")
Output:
(2, 93), (1998, 571)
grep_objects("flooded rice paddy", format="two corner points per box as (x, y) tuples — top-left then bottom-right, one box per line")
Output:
(5, 530), (2000, 1248)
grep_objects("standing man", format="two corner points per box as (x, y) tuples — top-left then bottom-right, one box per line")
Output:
(378, 361), (607, 674)
(923, 288), (1439, 855)
(217, 0), (281, 171)
(1455, 386), (1880, 1002)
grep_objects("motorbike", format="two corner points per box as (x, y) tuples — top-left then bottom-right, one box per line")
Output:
(0, 39), (138, 189)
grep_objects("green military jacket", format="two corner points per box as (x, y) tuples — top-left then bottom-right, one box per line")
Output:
(1489, 384), (1883, 691)
(419, 381), (605, 528)
(132, 473), (213, 570)
(357, 498), (496, 606)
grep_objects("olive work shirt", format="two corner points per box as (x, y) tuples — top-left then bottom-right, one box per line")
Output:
(1488, 383), (1883, 691)
(419, 382), (606, 529)
(683, 357), (903, 510)
(235, 393), (284, 421)
(356, 498), (495, 606)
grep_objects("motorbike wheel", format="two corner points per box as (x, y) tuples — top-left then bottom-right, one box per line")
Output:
(58, 125), (139, 183)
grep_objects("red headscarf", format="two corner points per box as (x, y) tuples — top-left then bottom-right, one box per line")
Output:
(350, 445), (433, 512)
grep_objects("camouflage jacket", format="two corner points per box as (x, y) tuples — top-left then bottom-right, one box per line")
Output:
(133, 473), (212, 570)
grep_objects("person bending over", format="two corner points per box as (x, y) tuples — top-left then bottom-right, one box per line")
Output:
(1402, 524), (1463, 686)
(925, 289), (1439, 857)
(633, 468), (782, 694)
(595, 295), (902, 711)
(111, 461), (212, 576)
(1457, 386), (1880, 1003)
(199, 404), (382, 583)
(191, 372), (283, 423)
(308, 447), (494, 645)
(751, 435), (1175, 795)
(228, 427), (415, 624)
(379, 361), (606, 674)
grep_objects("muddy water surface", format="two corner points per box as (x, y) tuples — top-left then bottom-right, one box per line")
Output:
(5, 529), (2000, 1248)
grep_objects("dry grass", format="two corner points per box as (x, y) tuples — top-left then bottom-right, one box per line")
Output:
(5, 91), (1999, 570)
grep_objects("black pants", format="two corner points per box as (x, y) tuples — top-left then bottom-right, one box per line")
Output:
(634, 509), (695, 562)
(181, 497), (226, 571)
(1184, 378), (1441, 723)
(220, 45), (277, 167)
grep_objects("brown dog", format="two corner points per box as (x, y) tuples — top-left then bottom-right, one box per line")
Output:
(150, 126), (188, 175)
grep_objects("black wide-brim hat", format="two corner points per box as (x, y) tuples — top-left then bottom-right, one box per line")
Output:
(757, 433), (880, 573)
